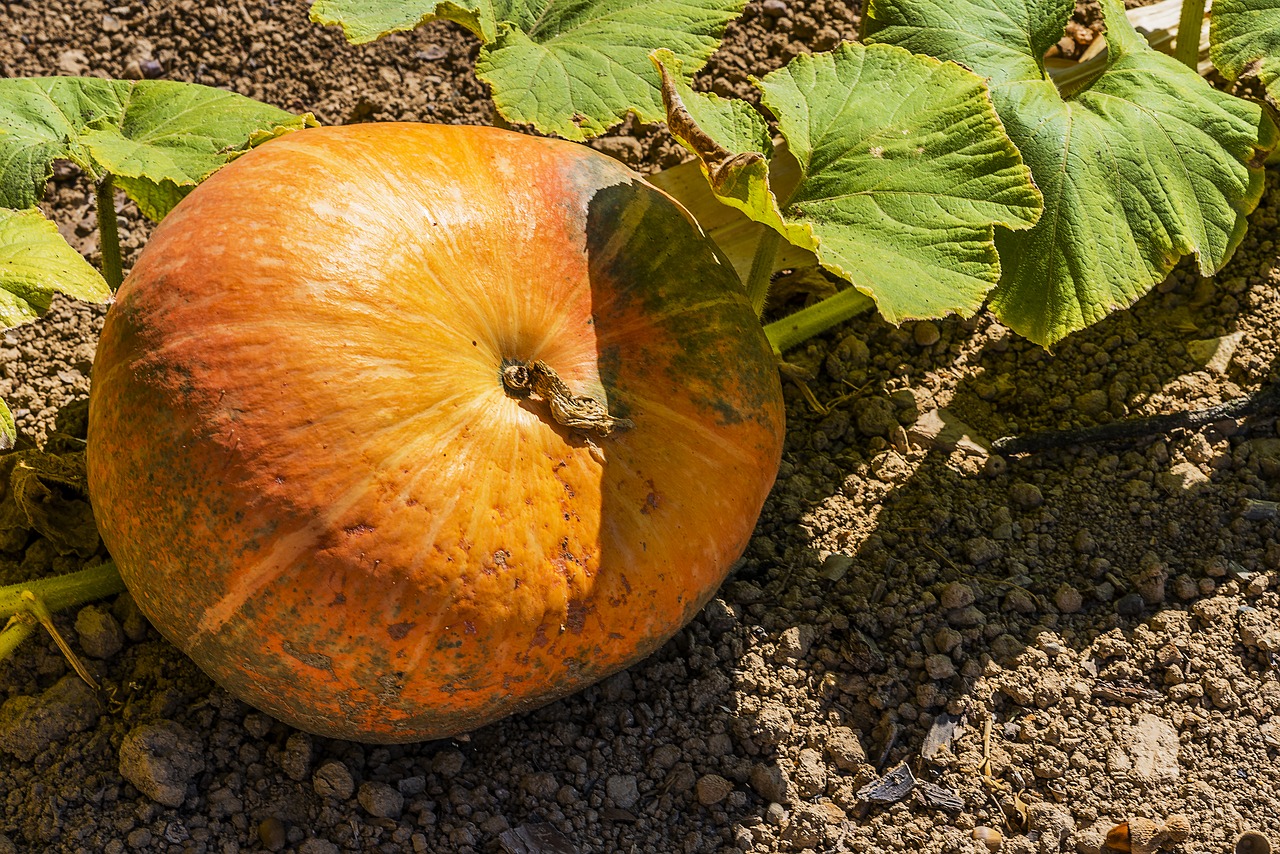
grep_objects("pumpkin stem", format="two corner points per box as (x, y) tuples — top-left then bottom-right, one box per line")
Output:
(501, 360), (634, 437)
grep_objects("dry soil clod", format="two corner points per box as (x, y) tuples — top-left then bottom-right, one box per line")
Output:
(1104, 815), (1191, 854)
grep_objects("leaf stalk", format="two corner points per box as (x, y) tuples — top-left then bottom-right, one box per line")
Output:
(1173, 0), (1207, 70)
(96, 176), (124, 291)
(745, 228), (782, 318)
(763, 287), (876, 354)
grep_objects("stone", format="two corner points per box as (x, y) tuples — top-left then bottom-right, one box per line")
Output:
(313, 760), (356, 800)
(749, 762), (793, 805)
(357, 781), (404, 818)
(606, 774), (640, 809)
(74, 604), (125, 658)
(695, 774), (733, 806)
(794, 748), (827, 797)
(118, 721), (206, 807)
(824, 726), (865, 772)
(0, 675), (99, 762)
(1186, 331), (1243, 374)
(1124, 714), (1180, 783)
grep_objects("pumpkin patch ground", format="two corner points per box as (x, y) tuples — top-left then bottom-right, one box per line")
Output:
(3, 1), (1280, 853)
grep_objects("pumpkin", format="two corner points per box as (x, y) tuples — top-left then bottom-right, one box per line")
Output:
(87, 123), (785, 742)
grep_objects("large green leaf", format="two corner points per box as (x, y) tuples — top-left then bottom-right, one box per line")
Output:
(866, 0), (1277, 345)
(310, 0), (492, 42)
(0, 77), (316, 221)
(653, 44), (1043, 324)
(1212, 0), (1280, 102)
(0, 207), (109, 329)
(310, 0), (744, 140)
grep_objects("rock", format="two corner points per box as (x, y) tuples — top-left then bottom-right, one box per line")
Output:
(964, 536), (1001, 565)
(940, 582), (976, 610)
(823, 726), (866, 771)
(856, 397), (899, 438)
(118, 721), (206, 807)
(74, 604), (125, 659)
(606, 774), (640, 809)
(695, 774), (733, 806)
(925, 654), (956, 680)
(357, 781), (404, 818)
(750, 698), (796, 745)
(1115, 593), (1146, 616)
(913, 321), (940, 346)
(279, 732), (313, 782)
(1054, 583), (1084, 614)
(909, 409), (989, 452)
(749, 762), (793, 804)
(0, 674), (99, 761)
(1124, 714), (1180, 783)
(313, 760), (356, 800)
(1156, 462), (1210, 494)
(1075, 389), (1109, 418)
(794, 748), (826, 797)
(1186, 331), (1243, 374)
(774, 625), (817, 661)
(781, 802), (844, 847)
(1010, 482), (1044, 509)
(522, 771), (558, 798)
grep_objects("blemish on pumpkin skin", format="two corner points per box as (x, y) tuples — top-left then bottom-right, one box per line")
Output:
(387, 621), (415, 640)
(282, 640), (333, 671)
(565, 601), (589, 634)
(330, 592), (346, 606)
(344, 523), (374, 536)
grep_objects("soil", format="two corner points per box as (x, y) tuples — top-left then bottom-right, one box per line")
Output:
(2, 1), (1279, 853)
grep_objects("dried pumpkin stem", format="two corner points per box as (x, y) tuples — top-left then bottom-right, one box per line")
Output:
(501, 360), (634, 437)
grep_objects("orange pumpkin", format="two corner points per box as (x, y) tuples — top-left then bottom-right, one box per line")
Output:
(87, 123), (785, 742)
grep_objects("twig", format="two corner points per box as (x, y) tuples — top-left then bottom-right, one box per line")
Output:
(991, 383), (1280, 455)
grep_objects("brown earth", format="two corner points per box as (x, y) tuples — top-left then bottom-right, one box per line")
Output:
(2, 1), (1279, 853)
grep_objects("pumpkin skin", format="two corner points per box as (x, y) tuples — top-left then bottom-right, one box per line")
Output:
(87, 123), (785, 742)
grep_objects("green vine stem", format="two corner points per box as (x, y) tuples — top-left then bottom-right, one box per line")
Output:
(0, 561), (125, 625)
(96, 176), (124, 291)
(763, 287), (875, 354)
(745, 228), (783, 318)
(0, 619), (38, 663)
(1174, 0), (1207, 70)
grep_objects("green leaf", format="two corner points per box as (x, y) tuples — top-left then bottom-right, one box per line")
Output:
(311, 0), (744, 140)
(1211, 0), (1280, 102)
(0, 400), (14, 452)
(0, 77), (317, 221)
(477, 0), (747, 140)
(867, 0), (1278, 345)
(653, 44), (1043, 324)
(0, 207), (110, 330)
(310, 0), (491, 43)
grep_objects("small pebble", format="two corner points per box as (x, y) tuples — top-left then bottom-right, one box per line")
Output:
(75, 605), (124, 659)
(1115, 593), (1146, 616)
(357, 781), (404, 819)
(913, 321), (940, 346)
(312, 760), (355, 800)
(695, 774), (733, 806)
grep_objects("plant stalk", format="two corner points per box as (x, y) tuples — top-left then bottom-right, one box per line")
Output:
(763, 287), (876, 354)
(0, 561), (125, 622)
(96, 176), (124, 291)
(1173, 0), (1207, 70)
(745, 228), (783, 318)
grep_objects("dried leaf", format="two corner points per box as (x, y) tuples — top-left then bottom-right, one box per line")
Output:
(499, 823), (578, 854)
(856, 763), (916, 805)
